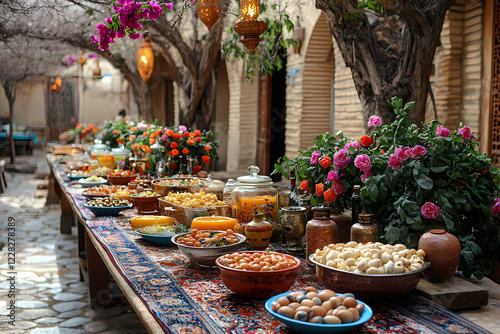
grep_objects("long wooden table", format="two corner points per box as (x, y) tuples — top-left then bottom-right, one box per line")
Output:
(45, 154), (495, 334)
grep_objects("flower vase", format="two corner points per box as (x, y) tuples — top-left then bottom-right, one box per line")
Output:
(418, 229), (460, 282)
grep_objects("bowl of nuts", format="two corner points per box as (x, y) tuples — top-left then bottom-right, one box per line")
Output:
(84, 197), (132, 217)
(131, 191), (162, 215)
(309, 241), (429, 299)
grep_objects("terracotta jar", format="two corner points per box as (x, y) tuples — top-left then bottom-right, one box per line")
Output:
(418, 229), (460, 282)
(245, 213), (273, 250)
(331, 203), (352, 244)
(306, 207), (337, 265)
(350, 213), (379, 243)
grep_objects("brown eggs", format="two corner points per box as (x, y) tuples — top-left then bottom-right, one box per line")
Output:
(273, 287), (366, 326)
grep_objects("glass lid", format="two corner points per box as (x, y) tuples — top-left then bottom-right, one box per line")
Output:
(111, 143), (130, 154)
(236, 165), (272, 186)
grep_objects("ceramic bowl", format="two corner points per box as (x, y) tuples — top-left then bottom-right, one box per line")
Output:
(310, 255), (429, 299)
(67, 173), (88, 180)
(78, 178), (108, 188)
(107, 173), (139, 186)
(265, 290), (373, 333)
(172, 231), (246, 267)
(152, 177), (204, 196)
(83, 203), (132, 217)
(135, 231), (175, 246)
(131, 194), (162, 215)
(215, 251), (301, 298)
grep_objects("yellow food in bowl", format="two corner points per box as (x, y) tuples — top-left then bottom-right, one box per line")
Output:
(191, 216), (237, 231)
(130, 216), (174, 230)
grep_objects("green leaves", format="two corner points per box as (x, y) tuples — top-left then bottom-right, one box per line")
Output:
(415, 174), (433, 190)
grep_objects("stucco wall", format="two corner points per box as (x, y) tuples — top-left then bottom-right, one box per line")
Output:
(0, 80), (46, 129)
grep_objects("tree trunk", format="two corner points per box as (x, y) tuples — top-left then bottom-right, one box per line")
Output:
(127, 75), (154, 121)
(8, 98), (15, 164)
(316, 0), (454, 127)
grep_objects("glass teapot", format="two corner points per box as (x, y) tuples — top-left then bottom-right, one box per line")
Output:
(232, 165), (279, 225)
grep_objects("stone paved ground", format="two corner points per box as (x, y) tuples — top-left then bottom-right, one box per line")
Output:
(0, 149), (148, 333)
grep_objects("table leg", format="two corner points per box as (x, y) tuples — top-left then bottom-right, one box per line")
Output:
(45, 169), (60, 206)
(78, 220), (86, 282)
(85, 231), (112, 308)
(59, 193), (74, 235)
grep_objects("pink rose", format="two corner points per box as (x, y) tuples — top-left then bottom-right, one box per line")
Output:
(388, 154), (401, 169)
(354, 154), (372, 173)
(333, 180), (345, 195)
(495, 197), (500, 204)
(458, 126), (471, 139)
(421, 202), (440, 219)
(367, 115), (382, 127)
(395, 147), (410, 162)
(344, 141), (361, 151)
(410, 145), (427, 158)
(361, 170), (373, 184)
(334, 149), (351, 170)
(161, 134), (167, 142)
(310, 151), (320, 165)
(492, 202), (500, 217)
(178, 125), (187, 132)
(327, 171), (339, 182)
(436, 126), (450, 138)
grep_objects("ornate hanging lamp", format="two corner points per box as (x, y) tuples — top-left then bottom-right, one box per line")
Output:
(92, 58), (102, 80)
(233, 0), (267, 52)
(197, 0), (220, 31)
(137, 35), (154, 82)
(78, 50), (86, 67)
(50, 75), (62, 94)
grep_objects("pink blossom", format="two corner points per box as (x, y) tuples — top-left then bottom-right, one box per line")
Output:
(333, 180), (345, 195)
(495, 197), (500, 204)
(493, 202), (500, 217)
(361, 170), (373, 184)
(354, 154), (372, 173)
(436, 126), (450, 138)
(118, 1), (143, 30)
(388, 154), (401, 169)
(395, 147), (410, 162)
(458, 126), (471, 139)
(129, 32), (142, 40)
(327, 171), (339, 182)
(334, 149), (351, 170)
(66, 54), (78, 66)
(367, 115), (382, 127)
(344, 141), (361, 151)
(410, 145), (427, 158)
(87, 53), (99, 59)
(161, 134), (167, 142)
(421, 202), (440, 219)
(143, 1), (164, 20)
(179, 125), (187, 132)
(165, 2), (173, 10)
(310, 151), (320, 165)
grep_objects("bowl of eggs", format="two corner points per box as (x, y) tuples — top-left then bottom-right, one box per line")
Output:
(265, 286), (373, 333)
(215, 251), (301, 298)
(310, 241), (430, 299)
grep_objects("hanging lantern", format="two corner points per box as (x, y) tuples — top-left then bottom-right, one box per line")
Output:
(233, 0), (267, 52)
(50, 75), (62, 94)
(196, 0), (220, 31)
(78, 50), (86, 67)
(92, 58), (102, 80)
(137, 36), (154, 82)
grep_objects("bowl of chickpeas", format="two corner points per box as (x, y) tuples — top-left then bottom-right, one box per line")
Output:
(310, 241), (430, 299)
(172, 229), (246, 267)
(216, 251), (301, 298)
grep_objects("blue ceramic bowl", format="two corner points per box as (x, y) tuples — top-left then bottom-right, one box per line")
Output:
(83, 203), (132, 217)
(135, 231), (175, 246)
(265, 291), (373, 334)
(67, 174), (87, 180)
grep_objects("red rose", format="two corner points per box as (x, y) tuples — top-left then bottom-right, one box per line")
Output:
(194, 130), (201, 136)
(323, 189), (337, 203)
(204, 145), (211, 151)
(182, 148), (189, 155)
(183, 131), (189, 138)
(171, 149), (179, 156)
(166, 129), (174, 137)
(360, 135), (374, 147)
(193, 165), (202, 174)
(315, 183), (324, 197)
(170, 163), (177, 170)
(319, 156), (331, 169)
(196, 137), (201, 142)
(173, 133), (182, 140)
(202, 155), (211, 164)
(170, 142), (178, 148)
(300, 180), (310, 192)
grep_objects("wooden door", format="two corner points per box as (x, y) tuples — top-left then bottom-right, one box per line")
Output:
(47, 79), (78, 141)
(489, 0), (500, 165)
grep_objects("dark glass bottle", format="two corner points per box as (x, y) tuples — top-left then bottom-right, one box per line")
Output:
(351, 185), (361, 225)
(288, 171), (299, 207)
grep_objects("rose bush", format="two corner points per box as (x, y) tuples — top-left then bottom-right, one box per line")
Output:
(274, 97), (500, 279)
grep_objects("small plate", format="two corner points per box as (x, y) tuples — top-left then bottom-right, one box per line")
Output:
(265, 291), (373, 333)
(78, 178), (108, 187)
(81, 190), (110, 199)
(135, 231), (175, 246)
(83, 203), (132, 216)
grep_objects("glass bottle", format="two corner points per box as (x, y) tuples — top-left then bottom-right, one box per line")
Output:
(351, 185), (361, 225)
(245, 213), (273, 250)
(306, 207), (338, 265)
(223, 179), (237, 205)
(331, 202), (352, 243)
(288, 171), (299, 207)
(350, 213), (379, 243)
(281, 206), (307, 252)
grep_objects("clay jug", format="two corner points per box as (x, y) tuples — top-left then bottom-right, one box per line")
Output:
(418, 229), (461, 282)
(306, 207), (337, 265)
(331, 203), (352, 243)
(245, 213), (273, 250)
